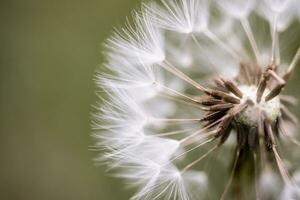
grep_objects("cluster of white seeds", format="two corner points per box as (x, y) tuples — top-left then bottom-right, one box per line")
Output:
(94, 0), (300, 199)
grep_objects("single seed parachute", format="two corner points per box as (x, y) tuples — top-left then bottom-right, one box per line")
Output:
(93, 0), (300, 199)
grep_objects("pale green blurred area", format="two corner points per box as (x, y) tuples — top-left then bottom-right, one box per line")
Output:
(0, 0), (139, 199)
(1, 1), (300, 200)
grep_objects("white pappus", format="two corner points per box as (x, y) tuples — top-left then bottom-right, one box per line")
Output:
(93, 0), (300, 199)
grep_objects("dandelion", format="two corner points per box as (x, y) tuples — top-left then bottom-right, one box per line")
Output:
(93, 0), (300, 199)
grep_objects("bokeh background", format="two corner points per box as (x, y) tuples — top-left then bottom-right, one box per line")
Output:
(0, 0), (140, 199)
(0, 0), (299, 200)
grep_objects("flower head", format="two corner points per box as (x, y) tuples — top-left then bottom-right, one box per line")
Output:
(94, 0), (300, 199)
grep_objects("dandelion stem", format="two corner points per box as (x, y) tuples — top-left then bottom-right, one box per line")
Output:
(275, 31), (281, 65)
(191, 34), (225, 75)
(258, 112), (267, 170)
(265, 70), (286, 101)
(162, 94), (204, 109)
(181, 143), (219, 173)
(253, 152), (260, 200)
(152, 118), (201, 123)
(156, 128), (197, 137)
(271, 14), (279, 65)
(241, 18), (260, 63)
(156, 82), (200, 103)
(160, 60), (207, 92)
(167, 137), (215, 165)
(220, 148), (240, 200)
(266, 122), (293, 185)
(272, 146), (293, 185)
(281, 105), (299, 124)
(280, 95), (298, 106)
(180, 129), (217, 146)
(283, 47), (300, 81)
(278, 118), (300, 147)
(285, 135), (300, 147)
(202, 30), (240, 60)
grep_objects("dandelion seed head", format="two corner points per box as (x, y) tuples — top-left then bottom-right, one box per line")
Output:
(105, 11), (166, 66)
(217, 0), (256, 19)
(236, 85), (281, 126)
(147, 0), (210, 34)
(257, 0), (296, 32)
(94, 0), (300, 199)
(262, 0), (293, 13)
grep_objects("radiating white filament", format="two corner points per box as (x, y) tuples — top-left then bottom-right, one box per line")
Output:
(95, 0), (300, 199)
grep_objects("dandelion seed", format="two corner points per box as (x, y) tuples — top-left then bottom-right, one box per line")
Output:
(94, 0), (300, 199)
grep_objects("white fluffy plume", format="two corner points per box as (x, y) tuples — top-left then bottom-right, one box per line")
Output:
(104, 10), (165, 66)
(216, 0), (256, 19)
(146, 0), (209, 33)
(94, 0), (300, 199)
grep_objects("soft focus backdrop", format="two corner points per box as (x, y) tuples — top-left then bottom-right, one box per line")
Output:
(0, 0), (139, 199)
(0, 1), (299, 200)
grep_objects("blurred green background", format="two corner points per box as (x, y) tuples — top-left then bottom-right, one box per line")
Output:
(0, 0), (139, 199)
(0, 1), (299, 200)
